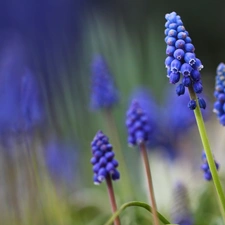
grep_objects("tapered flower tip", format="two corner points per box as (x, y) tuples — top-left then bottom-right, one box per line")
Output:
(91, 130), (120, 184)
(90, 55), (119, 111)
(217, 62), (225, 75)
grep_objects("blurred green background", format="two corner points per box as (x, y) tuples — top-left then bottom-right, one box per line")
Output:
(1, 0), (225, 224)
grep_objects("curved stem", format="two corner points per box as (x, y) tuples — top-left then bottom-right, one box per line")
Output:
(139, 143), (160, 225)
(104, 201), (171, 225)
(106, 176), (121, 225)
(188, 87), (225, 219)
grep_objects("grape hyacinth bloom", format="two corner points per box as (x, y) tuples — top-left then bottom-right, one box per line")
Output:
(91, 131), (121, 225)
(90, 55), (119, 111)
(91, 131), (120, 185)
(46, 137), (77, 185)
(164, 12), (205, 110)
(129, 88), (160, 147)
(171, 182), (193, 225)
(126, 99), (160, 225)
(213, 63), (225, 125)
(201, 151), (219, 181)
(20, 68), (45, 132)
(126, 100), (151, 147)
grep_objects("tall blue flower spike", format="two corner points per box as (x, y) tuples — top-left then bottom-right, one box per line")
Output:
(171, 182), (193, 225)
(201, 151), (219, 181)
(90, 55), (119, 111)
(164, 12), (205, 110)
(91, 131), (120, 185)
(213, 63), (225, 125)
(126, 100), (151, 147)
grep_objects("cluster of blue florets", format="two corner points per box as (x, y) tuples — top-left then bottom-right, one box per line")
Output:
(213, 63), (225, 125)
(201, 152), (219, 181)
(164, 12), (205, 110)
(91, 131), (120, 185)
(126, 100), (151, 146)
(90, 55), (119, 111)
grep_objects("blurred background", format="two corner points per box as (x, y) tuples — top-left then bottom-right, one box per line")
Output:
(0, 0), (225, 224)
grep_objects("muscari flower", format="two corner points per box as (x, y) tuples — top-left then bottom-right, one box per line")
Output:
(201, 151), (219, 181)
(91, 131), (120, 185)
(0, 67), (44, 135)
(21, 68), (45, 132)
(45, 137), (77, 184)
(129, 88), (160, 147)
(90, 55), (119, 111)
(213, 62), (225, 125)
(126, 100), (151, 147)
(171, 182), (193, 225)
(164, 12), (205, 110)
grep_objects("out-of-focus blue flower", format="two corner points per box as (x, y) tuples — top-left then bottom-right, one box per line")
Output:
(201, 151), (219, 181)
(164, 12), (205, 110)
(45, 138), (77, 183)
(90, 55), (119, 111)
(171, 182), (193, 225)
(0, 36), (45, 135)
(164, 90), (196, 134)
(213, 62), (225, 125)
(127, 87), (210, 160)
(160, 90), (198, 159)
(160, 88), (209, 159)
(20, 68), (45, 132)
(91, 131), (120, 185)
(126, 100), (151, 147)
(129, 88), (160, 147)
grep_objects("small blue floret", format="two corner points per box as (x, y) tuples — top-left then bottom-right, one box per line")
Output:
(188, 100), (196, 110)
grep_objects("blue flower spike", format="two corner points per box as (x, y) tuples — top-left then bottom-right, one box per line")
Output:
(91, 131), (120, 185)
(201, 151), (219, 181)
(213, 63), (225, 126)
(126, 100), (151, 147)
(90, 55), (119, 111)
(164, 12), (205, 110)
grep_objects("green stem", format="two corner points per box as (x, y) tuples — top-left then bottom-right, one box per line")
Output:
(104, 201), (171, 225)
(188, 87), (225, 219)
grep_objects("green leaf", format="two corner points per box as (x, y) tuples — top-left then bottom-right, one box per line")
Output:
(104, 201), (171, 225)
